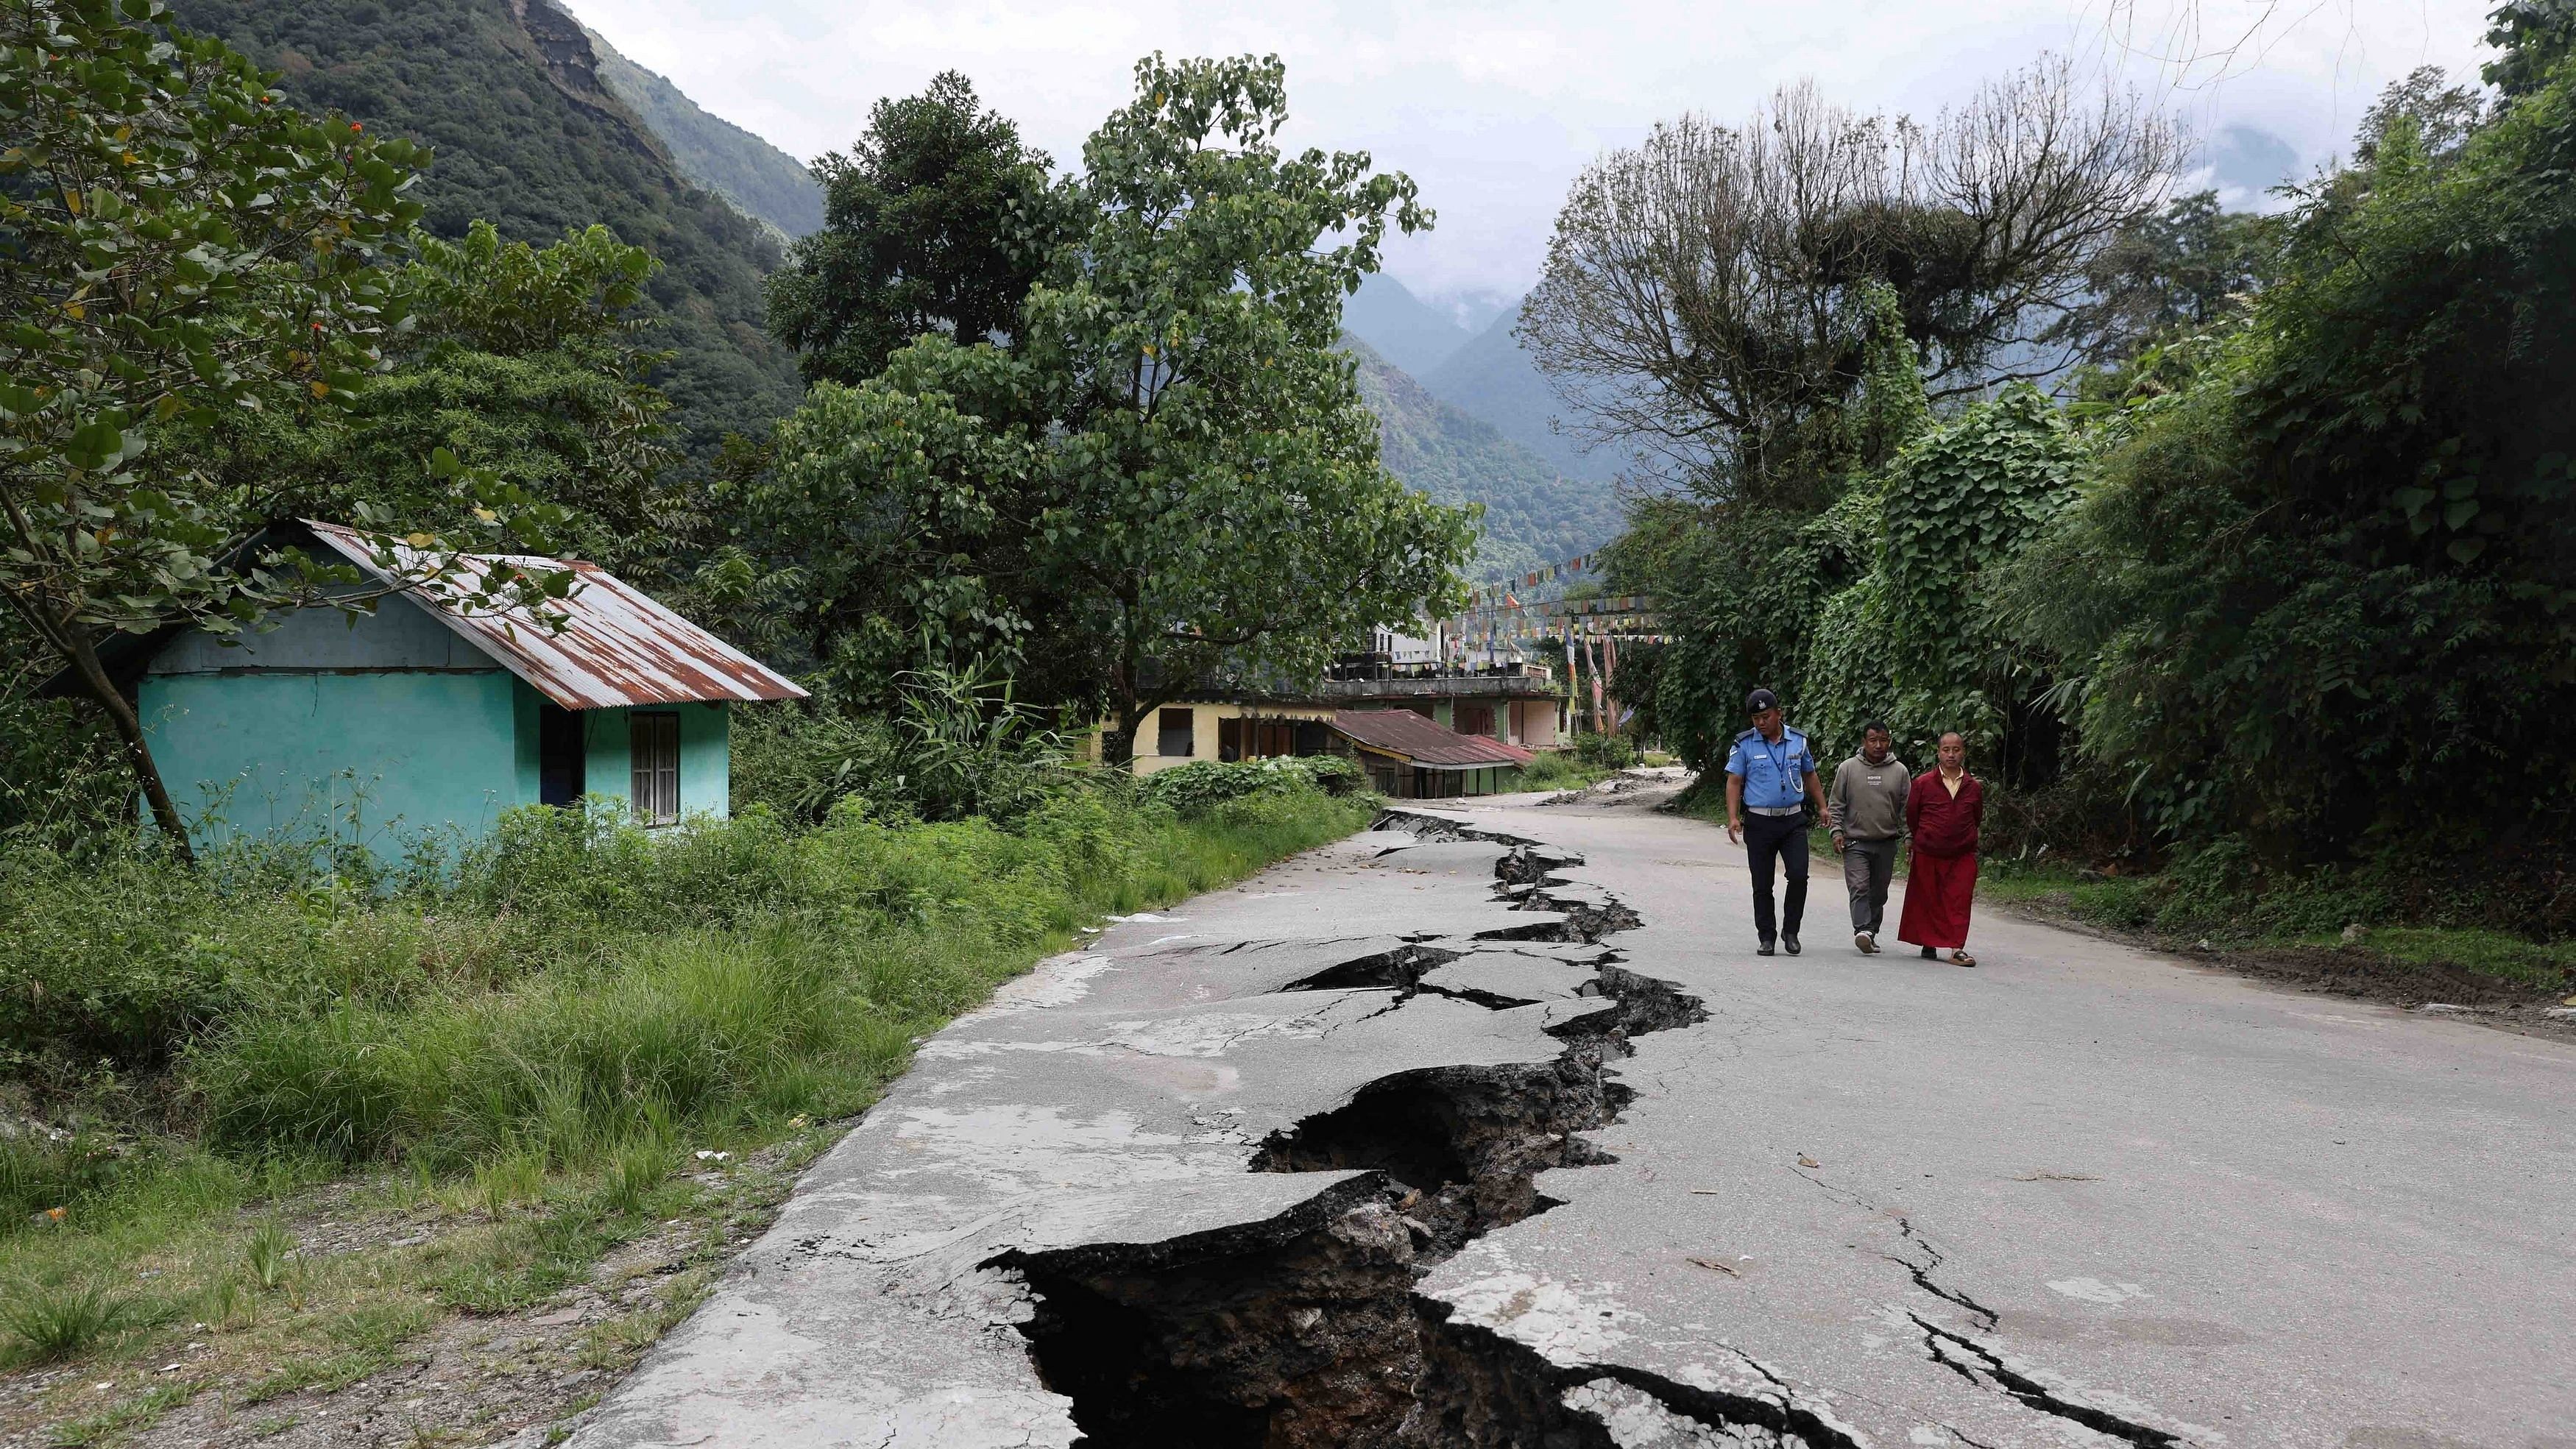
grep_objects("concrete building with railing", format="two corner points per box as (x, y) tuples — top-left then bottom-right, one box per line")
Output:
(1318, 655), (1564, 750)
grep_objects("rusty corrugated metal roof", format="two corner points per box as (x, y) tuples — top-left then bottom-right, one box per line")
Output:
(1331, 708), (1536, 769)
(304, 522), (807, 711)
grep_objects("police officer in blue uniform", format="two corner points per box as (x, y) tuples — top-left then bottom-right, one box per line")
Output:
(1724, 687), (1829, 956)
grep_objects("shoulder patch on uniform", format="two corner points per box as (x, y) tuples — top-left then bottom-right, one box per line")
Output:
(1734, 728), (1760, 741)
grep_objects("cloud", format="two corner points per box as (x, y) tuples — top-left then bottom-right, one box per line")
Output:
(563, 0), (2497, 297)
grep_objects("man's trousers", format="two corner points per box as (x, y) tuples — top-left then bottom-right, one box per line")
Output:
(1741, 812), (1809, 945)
(1842, 836), (1897, 935)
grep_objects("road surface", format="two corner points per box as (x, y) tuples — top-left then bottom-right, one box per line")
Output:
(566, 784), (2576, 1448)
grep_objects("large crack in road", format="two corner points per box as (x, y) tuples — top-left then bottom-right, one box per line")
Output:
(986, 813), (1802, 1448)
(567, 801), (2569, 1449)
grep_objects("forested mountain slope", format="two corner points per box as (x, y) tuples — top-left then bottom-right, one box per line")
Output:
(169, 0), (802, 457)
(1423, 301), (1626, 485)
(1341, 274), (1472, 377)
(585, 24), (825, 240)
(1345, 336), (1622, 578)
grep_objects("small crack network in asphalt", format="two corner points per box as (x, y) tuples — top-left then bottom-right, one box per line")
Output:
(986, 810), (1799, 1448)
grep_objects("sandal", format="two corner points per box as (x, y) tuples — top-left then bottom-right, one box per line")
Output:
(1947, 950), (1977, 968)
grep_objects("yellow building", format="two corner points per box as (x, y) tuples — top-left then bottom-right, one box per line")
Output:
(1080, 696), (1341, 776)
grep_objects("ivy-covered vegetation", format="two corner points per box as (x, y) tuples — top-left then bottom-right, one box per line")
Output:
(1591, 7), (2576, 932)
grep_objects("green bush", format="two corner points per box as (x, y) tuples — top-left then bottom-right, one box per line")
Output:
(0, 1280), (140, 1364)
(194, 926), (921, 1166)
(1139, 756), (1361, 815)
(726, 665), (1073, 827)
(1516, 752), (1602, 790)
(1569, 733), (1638, 770)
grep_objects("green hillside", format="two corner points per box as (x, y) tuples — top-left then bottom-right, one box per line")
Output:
(169, 0), (802, 458)
(1422, 301), (1625, 485)
(1345, 336), (1623, 578)
(585, 24), (825, 240)
(1341, 273), (1471, 378)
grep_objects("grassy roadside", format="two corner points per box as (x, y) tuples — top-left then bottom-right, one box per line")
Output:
(1514, 753), (1618, 793)
(0, 782), (1376, 1447)
(1981, 857), (2576, 1016)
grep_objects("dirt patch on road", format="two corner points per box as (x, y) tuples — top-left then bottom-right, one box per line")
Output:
(1997, 896), (2576, 1039)
(2195, 945), (2576, 1033)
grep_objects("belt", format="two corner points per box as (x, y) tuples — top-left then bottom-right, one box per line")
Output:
(1747, 805), (1805, 817)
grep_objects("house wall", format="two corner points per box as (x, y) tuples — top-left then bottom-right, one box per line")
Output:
(139, 669), (524, 851)
(138, 585), (741, 855)
(531, 687), (732, 823)
(1512, 699), (1560, 749)
(147, 589), (481, 673)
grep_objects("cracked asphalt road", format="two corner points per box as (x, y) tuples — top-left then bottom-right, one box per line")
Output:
(566, 790), (2576, 1448)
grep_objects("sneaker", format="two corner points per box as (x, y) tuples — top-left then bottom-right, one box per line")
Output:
(1783, 935), (1801, 955)
(1855, 932), (1878, 954)
(1756, 941), (1777, 957)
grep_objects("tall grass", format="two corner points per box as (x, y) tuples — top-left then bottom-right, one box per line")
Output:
(1, 778), (1375, 1233)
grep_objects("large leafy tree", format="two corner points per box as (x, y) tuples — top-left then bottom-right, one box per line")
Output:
(330, 222), (674, 567)
(1025, 54), (1475, 761)
(204, 220), (677, 568)
(1997, 41), (2576, 854)
(1520, 60), (2178, 506)
(765, 71), (1069, 386)
(759, 55), (1476, 759)
(0, 0), (564, 857)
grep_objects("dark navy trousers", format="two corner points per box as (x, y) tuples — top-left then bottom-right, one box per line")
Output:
(1742, 812), (1809, 944)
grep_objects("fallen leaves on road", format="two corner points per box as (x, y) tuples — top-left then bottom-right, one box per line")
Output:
(1686, 1257), (1740, 1277)
(1797, 1155), (1820, 1169)
(2013, 1172), (2101, 1182)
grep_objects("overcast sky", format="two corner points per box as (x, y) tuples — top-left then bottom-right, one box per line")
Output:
(565, 0), (2496, 306)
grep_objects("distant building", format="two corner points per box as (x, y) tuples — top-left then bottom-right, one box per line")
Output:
(1078, 685), (1537, 799)
(1328, 707), (1534, 798)
(1321, 655), (1563, 751)
(72, 521), (804, 855)
(1075, 692), (1342, 776)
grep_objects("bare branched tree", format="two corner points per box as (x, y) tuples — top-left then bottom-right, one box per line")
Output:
(1520, 56), (2182, 506)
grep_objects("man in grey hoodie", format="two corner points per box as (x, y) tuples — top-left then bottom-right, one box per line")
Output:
(1829, 723), (1910, 954)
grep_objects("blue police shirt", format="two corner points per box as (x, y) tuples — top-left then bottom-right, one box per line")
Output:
(1725, 726), (1816, 809)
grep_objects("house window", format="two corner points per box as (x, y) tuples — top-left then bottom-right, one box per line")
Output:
(1457, 703), (1495, 737)
(630, 712), (681, 824)
(538, 703), (586, 808)
(1157, 708), (1196, 758)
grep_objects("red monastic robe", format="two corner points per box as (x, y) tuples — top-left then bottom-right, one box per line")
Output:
(1899, 769), (1984, 949)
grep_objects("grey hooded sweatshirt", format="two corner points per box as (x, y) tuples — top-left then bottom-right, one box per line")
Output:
(1828, 753), (1911, 840)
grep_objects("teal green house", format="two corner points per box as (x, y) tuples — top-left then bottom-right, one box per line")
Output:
(85, 521), (805, 856)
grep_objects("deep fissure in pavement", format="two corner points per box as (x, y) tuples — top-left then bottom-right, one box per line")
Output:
(994, 815), (1755, 1447)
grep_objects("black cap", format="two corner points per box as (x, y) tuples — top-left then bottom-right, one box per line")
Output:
(1746, 688), (1779, 712)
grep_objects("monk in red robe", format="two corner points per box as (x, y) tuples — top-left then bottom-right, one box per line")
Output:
(1900, 731), (1984, 967)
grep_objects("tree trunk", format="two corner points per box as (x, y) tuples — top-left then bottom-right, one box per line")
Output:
(1103, 643), (1144, 771)
(60, 625), (196, 865)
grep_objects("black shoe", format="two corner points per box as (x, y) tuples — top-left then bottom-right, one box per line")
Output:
(1757, 941), (1777, 957)
(1783, 935), (1801, 955)
(1921, 946), (1936, 960)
